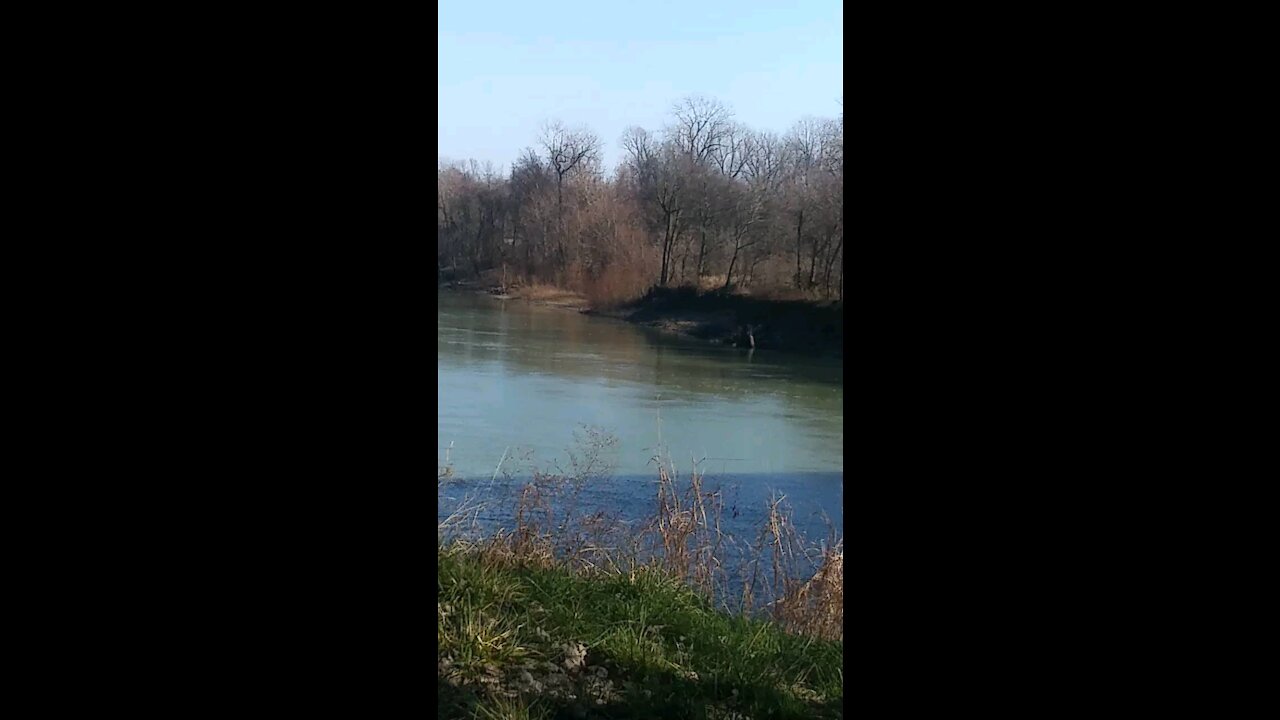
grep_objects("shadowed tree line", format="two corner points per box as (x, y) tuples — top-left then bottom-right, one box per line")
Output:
(439, 96), (843, 305)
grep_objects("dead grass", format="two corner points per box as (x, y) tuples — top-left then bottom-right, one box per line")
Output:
(512, 283), (590, 309)
(438, 438), (842, 642)
(736, 285), (824, 303)
(697, 275), (729, 292)
(581, 265), (652, 309)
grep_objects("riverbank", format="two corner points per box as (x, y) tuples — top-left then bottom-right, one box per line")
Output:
(438, 544), (842, 719)
(594, 286), (843, 358)
(437, 428), (843, 717)
(439, 280), (843, 358)
(440, 278), (590, 309)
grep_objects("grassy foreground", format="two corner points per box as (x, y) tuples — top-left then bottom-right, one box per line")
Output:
(438, 545), (843, 719)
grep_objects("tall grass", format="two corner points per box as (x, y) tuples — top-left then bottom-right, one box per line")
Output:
(437, 545), (842, 719)
(437, 436), (843, 718)
(437, 438), (843, 642)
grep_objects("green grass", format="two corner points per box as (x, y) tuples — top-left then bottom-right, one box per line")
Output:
(438, 544), (843, 719)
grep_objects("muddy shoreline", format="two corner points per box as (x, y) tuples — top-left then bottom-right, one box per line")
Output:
(439, 281), (842, 359)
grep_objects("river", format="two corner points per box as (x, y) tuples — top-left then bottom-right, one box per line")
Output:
(438, 289), (843, 549)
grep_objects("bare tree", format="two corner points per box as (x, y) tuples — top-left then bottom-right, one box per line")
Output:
(819, 118), (843, 299)
(721, 179), (764, 290)
(743, 131), (789, 191)
(713, 122), (751, 180)
(660, 99), (735, 285)
(438, 161), (468, 276)
(667, 96), (732, 166)
(438, 97), (842, 302)
(621, 126), (655, 176)
(510, 148), (553, 277)
(624, 127), (686, 286)
(785, 118), (826, 290)
(723, 131), (787, 290)
(540, 121), (601, 270)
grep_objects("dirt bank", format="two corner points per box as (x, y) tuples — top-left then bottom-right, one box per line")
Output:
(589, 286), (842, 358)
(439, 281), (843, 358)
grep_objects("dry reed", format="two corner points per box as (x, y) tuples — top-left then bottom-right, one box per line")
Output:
(437, 438), (843, 641)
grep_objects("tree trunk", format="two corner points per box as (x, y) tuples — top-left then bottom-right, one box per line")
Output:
(794, 210), (805, 289)
(696, 227), (708, 282)
(678, 238), (690, 286)
(823, 232), (843, 298)
(808, 236), (820, 289)
(556, 176), (566, 269)
(724, 247), (739, 290)
(660, 212), (676, 286)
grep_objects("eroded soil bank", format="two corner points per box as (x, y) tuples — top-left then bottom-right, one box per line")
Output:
(439, 281), (843, 358)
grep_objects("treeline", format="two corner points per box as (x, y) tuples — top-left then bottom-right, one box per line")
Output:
(438, 96), (843, 304)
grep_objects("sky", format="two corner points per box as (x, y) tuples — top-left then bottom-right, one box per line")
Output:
(439, 0), (843, 175)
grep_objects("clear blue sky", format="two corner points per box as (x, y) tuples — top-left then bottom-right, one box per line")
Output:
(439, 0), (843, 174)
